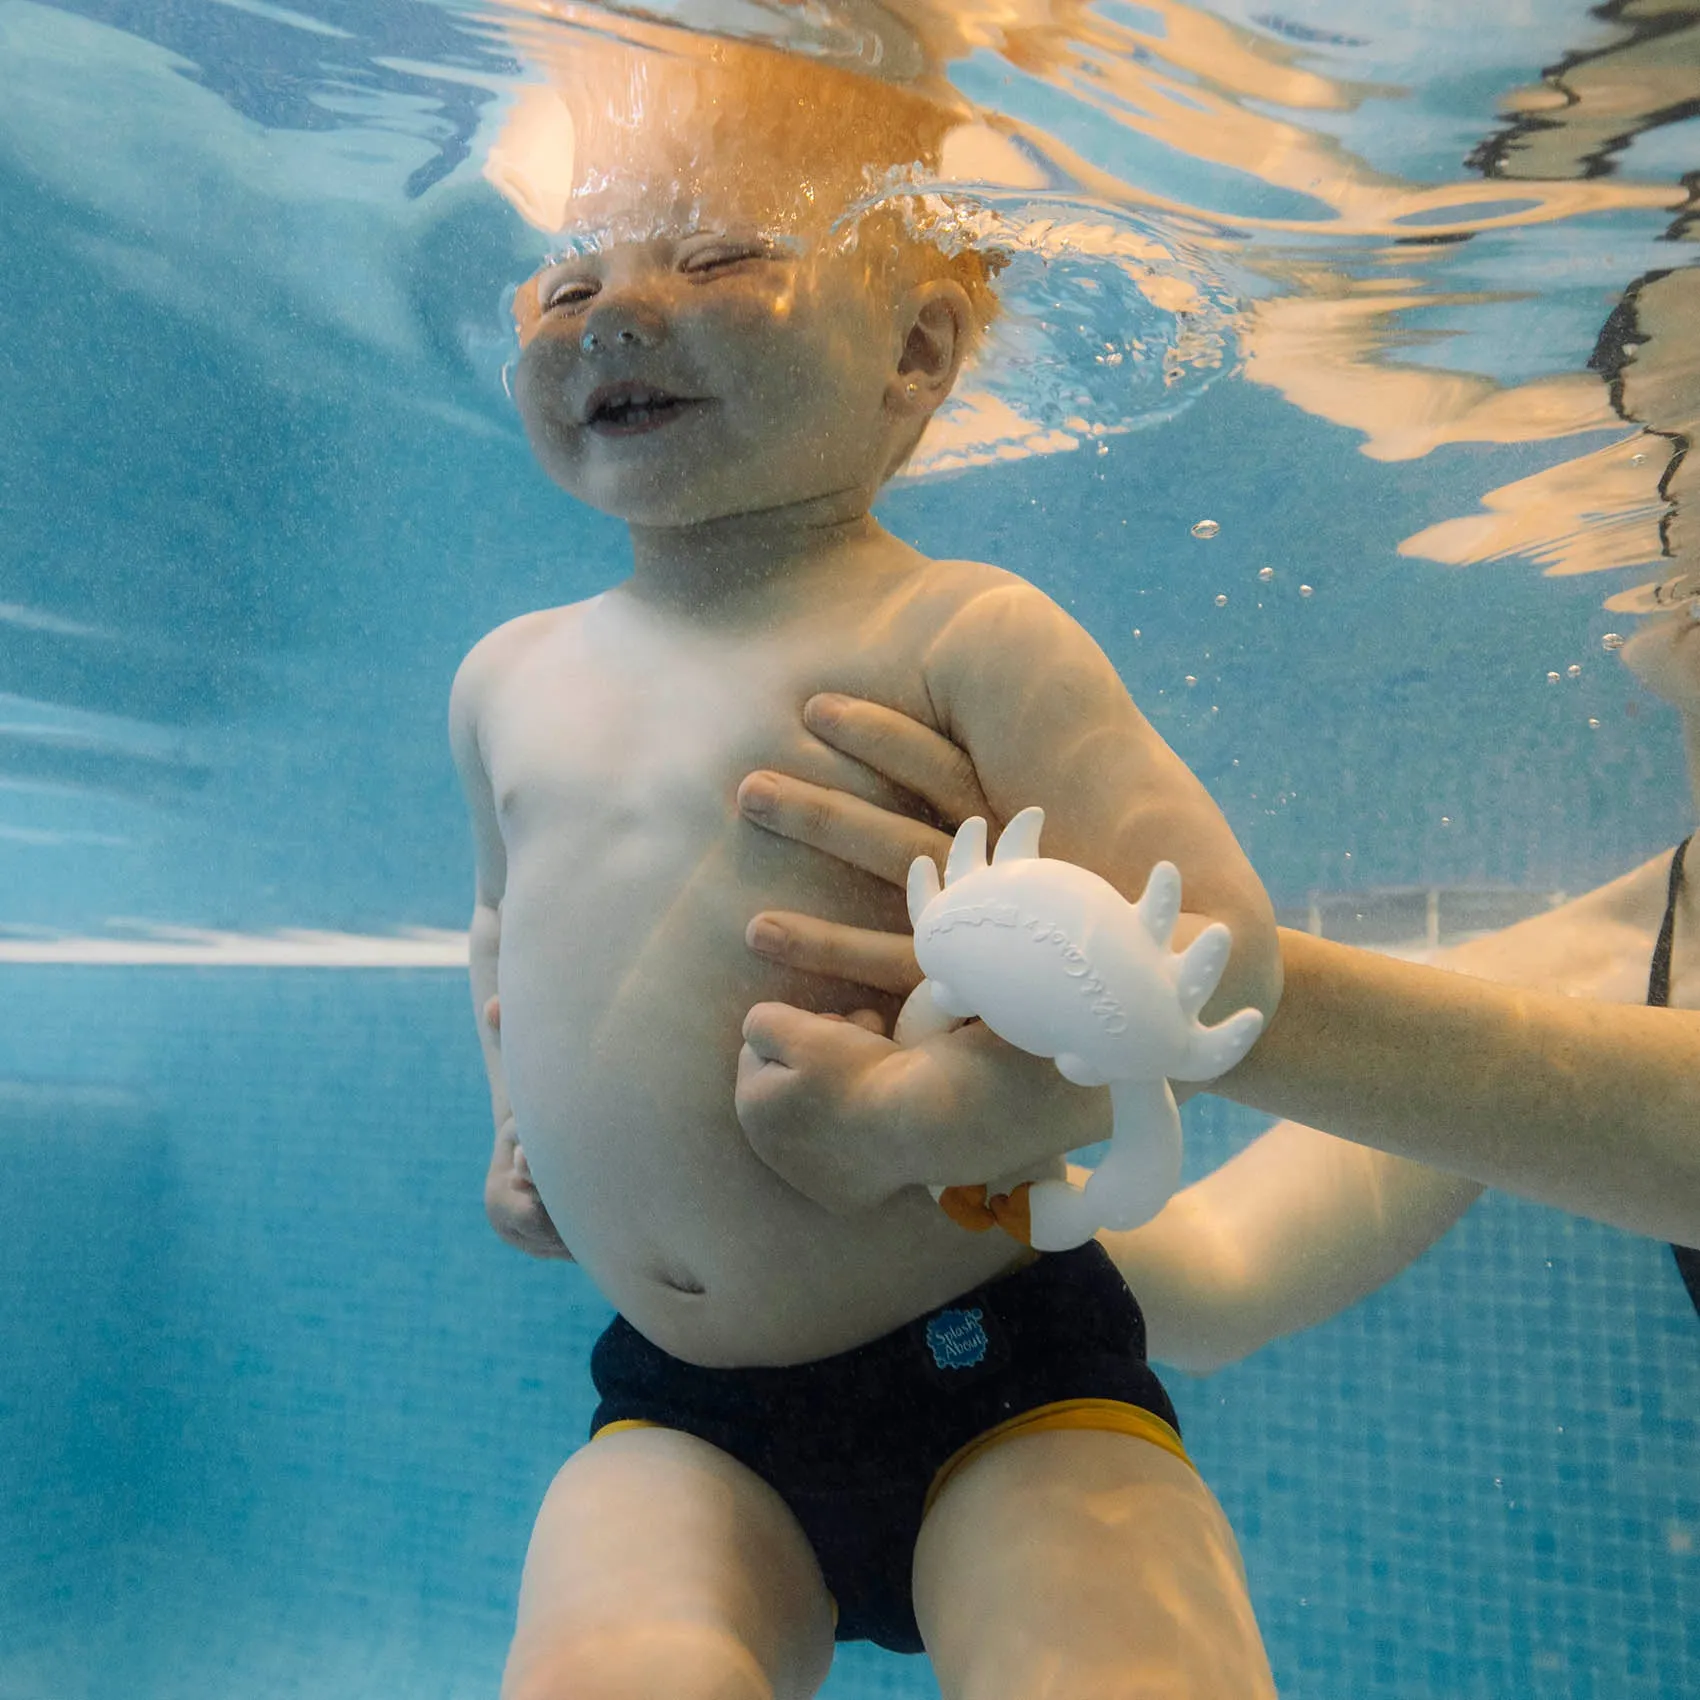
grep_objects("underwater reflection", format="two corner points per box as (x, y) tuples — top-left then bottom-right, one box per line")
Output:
(3, 0), (1695, 910)
(5, 0), (1691, 611)
(480, 0), (1695, 600)
(1237, 0), (1699, 598)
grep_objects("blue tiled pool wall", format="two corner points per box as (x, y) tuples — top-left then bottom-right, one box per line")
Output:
(3, 969), (1695, 1699)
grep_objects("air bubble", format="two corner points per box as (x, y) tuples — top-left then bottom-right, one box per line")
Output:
(1257, 567), (1275, 583)
(1131, 628), (1142, 639)
(1214, 593), (1228, 607)
(1547, 672), (1561, 684)
(1567, 664), (1582, 679)
(1588, 718), (1601, 729)
(1096, 441), (1109, 456)
(1184, 675), (1198, 687)
(1602, 632), (1625, 651)
(1441, 816), (1452, 826)
(1299, 584), (1314, 598)
(1630, 452), (1647, 466)
(1190, 519), (1220, 540)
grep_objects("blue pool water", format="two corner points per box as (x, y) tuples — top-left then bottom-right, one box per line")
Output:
(3, 0), (1699, 1694)
(5, 971), (1697, 1697)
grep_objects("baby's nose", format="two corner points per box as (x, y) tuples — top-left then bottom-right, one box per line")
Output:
(578, 297), (666, 356)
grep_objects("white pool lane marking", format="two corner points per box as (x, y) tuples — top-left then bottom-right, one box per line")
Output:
(0, 928), (470, 966)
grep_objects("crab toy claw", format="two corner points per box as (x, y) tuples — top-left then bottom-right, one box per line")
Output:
(895, 807), (1265, 1252)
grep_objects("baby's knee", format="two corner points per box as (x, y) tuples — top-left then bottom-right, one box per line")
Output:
(501, 1620), (780, 1700)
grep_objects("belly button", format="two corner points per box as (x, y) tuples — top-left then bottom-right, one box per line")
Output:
(659, 1268), (707, 1296)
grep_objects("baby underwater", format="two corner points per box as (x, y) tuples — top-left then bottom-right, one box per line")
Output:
(457, 30), (1281, 1698)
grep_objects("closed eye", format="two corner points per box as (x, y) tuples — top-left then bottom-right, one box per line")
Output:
(681, 245), (769, 276)
(542, 277), (598, 313)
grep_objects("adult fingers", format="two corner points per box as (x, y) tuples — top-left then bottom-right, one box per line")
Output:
(746, 910), (923, 997)
(738, 770), (952, 889)
(803, 695), (992, 830)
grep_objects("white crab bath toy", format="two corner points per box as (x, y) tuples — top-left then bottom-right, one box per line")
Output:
(894, 807), (1265, 1252)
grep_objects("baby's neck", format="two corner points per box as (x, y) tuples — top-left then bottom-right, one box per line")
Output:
(623, 491), (891, 623)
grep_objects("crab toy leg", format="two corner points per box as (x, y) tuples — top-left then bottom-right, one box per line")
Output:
(1171, 924), (1265, 1080)
(1027, 1078), (1183, 1251)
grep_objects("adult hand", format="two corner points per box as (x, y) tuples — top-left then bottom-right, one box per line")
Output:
(737, 692), (1003, 986)
(481, 996), (573, 1260)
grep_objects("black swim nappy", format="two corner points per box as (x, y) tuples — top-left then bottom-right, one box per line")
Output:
(587, 1241), (1180, 1654)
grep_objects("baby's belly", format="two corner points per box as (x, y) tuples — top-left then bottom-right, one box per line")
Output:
(496, 876), (1035, 1368)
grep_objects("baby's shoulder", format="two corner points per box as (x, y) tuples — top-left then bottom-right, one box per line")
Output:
(915, 554), (1028, 599)
(903, 557), (1087, 673)
(451, 603), (588, 721)
(901, 556), (1064, 635)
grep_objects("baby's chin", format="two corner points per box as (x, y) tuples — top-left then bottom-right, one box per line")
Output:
(575, 476), (780, 532)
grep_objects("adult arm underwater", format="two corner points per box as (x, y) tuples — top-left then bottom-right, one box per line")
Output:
(1221, 926), (1700, 1248)
(735, 692), (1700, 1254)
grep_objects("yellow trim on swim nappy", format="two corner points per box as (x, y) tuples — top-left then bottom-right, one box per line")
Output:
(924, 1398), (1193, 1518)
(590, 1417), (667, 1443)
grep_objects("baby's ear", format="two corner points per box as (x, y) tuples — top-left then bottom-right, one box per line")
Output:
(894, 281), (973, 410)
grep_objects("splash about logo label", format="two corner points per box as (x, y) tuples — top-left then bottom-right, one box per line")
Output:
(925, 1306), (990, 1370)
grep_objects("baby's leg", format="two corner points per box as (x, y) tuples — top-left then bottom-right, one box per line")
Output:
(502, 1426), (837, 1700)
(912, 1429), (1275, 1700)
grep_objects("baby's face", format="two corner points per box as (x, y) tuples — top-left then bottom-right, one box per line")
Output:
(512, 204), (902, 528)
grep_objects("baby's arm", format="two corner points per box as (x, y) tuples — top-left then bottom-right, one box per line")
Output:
(450, 628), (572, 1261)
(737, 578), (1280, 1210)
(923, 574), (1281, 1025)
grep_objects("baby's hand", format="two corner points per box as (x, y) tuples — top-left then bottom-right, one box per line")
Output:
(485, 1117), (573, 1260)
(481, 995), (572, 1260)
(737, 1003), (1088, 1214)
(736, 1005), (930, 1213)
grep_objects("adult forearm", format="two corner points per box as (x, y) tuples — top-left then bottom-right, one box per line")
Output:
(1219, 929), (1700, 1245)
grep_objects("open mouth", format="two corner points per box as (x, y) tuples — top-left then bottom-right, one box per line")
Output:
(583, 384), (705, 437)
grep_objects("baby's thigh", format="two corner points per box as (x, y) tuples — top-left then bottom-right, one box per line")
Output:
(912, 1429), (1275, 1700)
(502, 1426), (836, 1700)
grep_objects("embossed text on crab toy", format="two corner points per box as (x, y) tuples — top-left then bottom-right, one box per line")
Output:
(921, 903), (1133, 1036)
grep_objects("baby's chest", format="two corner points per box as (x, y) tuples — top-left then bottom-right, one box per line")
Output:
(487, 648), (832, 842)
